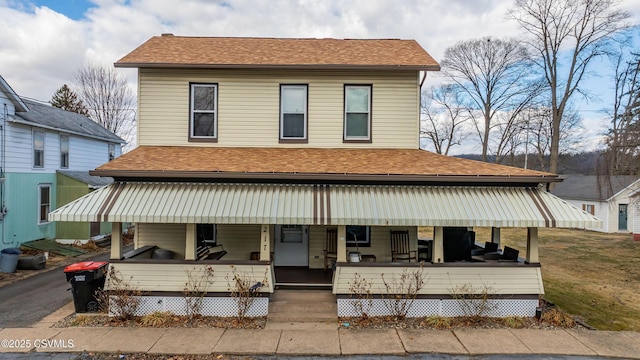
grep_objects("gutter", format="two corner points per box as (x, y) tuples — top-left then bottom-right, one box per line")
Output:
(114, 63), (442, 72)
(89, 169), (561, 184)
(8, 116), (125, 144)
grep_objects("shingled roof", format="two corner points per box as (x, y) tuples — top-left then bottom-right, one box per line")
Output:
(91, 146), (557, 183)
(115, 35), (440, 71)
(551, 175), (640, 201)
(13, 99), (124, 144)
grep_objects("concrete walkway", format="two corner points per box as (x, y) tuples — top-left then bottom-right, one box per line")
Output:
(1, 319), (639, 358)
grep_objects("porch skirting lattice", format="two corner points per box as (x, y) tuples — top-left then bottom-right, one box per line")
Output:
(109, 295), (269, 317)
(336, 298), (539, 317)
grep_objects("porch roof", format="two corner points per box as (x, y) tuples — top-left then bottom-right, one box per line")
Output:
(49, 182), (601, 228)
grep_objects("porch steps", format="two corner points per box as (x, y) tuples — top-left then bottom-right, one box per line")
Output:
(268, 289), (338, 324)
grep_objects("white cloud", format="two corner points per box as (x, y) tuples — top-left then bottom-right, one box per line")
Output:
(1, 0), (639, 155)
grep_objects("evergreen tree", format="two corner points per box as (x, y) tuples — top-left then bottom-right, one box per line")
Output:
(50, 84), (89, 115)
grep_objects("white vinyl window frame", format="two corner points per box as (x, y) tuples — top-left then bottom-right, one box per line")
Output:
(60, 135), (69, 169)
(108, 143), (115, 161)
(279, 84), (308, 141)
(344, 85), (372, 142)
(38, 183), (51, 224)
(33, 129), (45, 168)
(189, 83), (218, 141)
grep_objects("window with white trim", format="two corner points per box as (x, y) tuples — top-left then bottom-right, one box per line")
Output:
(189, 83), (218, 140)
(60, 135), (69, 168)
(344, 85), (371, 141)
(280, 85), (307, 140)
(33, 130), (45, 168)
(38, 184), (51, 224)
(108, 143), (115, 161)
(583, 204), (595, 215)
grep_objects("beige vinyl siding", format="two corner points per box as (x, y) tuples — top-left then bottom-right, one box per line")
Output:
(308, 226), (418, 269)
(137, 223), (187, 259)
(136, 223), (268, 261)
(107, 262), (273, 293)
(333, 266), (544, 295)
(138, 68), (419, 148)
(217, 224), (263, 260)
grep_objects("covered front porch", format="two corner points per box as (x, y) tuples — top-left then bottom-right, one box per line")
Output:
(50, 181), (601, 317)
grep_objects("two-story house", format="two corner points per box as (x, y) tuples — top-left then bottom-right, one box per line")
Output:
(51, 35), (600, 318)
(0, 75), (124, 250)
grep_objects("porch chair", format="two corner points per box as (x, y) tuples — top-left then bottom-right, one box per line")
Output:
(390, 230), (417, 262)
(324, 228), (338, 271)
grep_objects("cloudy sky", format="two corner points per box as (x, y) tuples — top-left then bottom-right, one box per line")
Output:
(1, 0), (639, 153)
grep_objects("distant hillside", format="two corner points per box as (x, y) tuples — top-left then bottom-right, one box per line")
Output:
(454, 151), (604, 175)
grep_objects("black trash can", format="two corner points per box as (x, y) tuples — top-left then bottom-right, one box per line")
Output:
(64, 261), (108, 313)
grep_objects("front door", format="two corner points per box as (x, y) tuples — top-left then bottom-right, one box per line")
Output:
(274, 225), (309, 266)
(619, 204), (628, 231)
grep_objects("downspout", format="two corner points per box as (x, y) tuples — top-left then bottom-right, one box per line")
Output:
(1, 104), (8, 244)
(418, 71), (427, 149)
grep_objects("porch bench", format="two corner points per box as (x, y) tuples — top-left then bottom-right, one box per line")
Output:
(121, 245), (157, 260)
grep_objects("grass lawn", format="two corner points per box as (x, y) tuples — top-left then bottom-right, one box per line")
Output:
(473, 227), (640, 330)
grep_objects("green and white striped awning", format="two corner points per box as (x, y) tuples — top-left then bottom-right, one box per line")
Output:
(49, 182), (602, 228)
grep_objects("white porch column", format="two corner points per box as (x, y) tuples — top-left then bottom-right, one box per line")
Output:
(260, 224), (271, 261)
(110, 222), (122, 260)
(526, 227), (539, 264)
(432, 226), (444, 263)
(491, 227), (501, 247)
(337, 225), (347, 262)
(185, 223), (196, 260)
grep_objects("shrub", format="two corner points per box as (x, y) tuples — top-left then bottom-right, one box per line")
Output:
(347, 272), (374, 318)
(95, 265), (143, 320)
(449, 282), (497, 318)
(183, 265), (215, 321)
(226, 265), (268, 320)
(380, 266), (427, 319)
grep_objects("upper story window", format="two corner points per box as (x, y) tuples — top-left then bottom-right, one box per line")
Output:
(60, 135), (69, 169)
(108, 143), (115, 161)
(280, 85), (308, 142)
(344, 85), (372, 142)
(189, 83), (218, 141)
(38, 184), (51, 224)
(33, 130), (45, 168)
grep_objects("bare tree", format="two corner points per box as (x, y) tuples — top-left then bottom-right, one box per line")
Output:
(527, 106), (585, 170)
(420, 84), (470, 155)
(605, 50), (640, 174)
(441, 36), (541, 162)
(509, 0), (631, 174)
(74, 63), (136, 143)
(491, 110), (528, 165)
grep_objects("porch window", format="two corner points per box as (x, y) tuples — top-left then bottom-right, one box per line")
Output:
(344, 85), (371, 141)
(280, 225), (303, 243)
(197, 224), (217, 247)
(33, 130), (45, 168)
(189, 83), (218, 141)
(38, 184), (51, 224)
(346, 225), (370, 247)
(280, 85), (308, 141)
(60, 135), (69, 168)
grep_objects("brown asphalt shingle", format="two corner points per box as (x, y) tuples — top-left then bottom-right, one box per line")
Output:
(115, 35), (439, 70)
(95, 146), (555, 179)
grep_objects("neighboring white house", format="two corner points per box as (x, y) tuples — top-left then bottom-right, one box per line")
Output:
(0, 75), (125, 249)
(551, 175), (640, 233)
